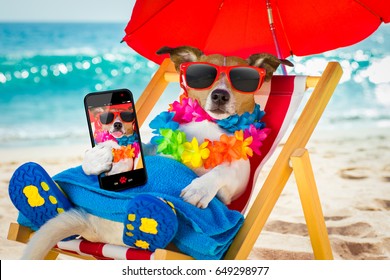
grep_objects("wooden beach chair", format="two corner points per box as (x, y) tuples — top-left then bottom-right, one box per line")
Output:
(7, 58), (343, 260)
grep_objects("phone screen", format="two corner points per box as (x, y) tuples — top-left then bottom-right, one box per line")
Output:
(84, 89), (147, 191)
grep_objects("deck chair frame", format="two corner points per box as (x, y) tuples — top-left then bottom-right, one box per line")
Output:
(8, 58), (343, 260)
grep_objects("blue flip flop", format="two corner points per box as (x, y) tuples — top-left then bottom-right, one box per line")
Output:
(9, 162), (73, 229)
(123, 194), (178, 252)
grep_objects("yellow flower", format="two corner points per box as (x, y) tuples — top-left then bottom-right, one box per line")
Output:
(181, 138), (210, 168)
(124, 145), (135, 159)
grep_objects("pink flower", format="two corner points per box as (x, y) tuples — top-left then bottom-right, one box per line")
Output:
(244, 125), (270, 155)
(94, 130), (118, 144)
(132, 141), (141, 158)
(171, 97), (214, 123)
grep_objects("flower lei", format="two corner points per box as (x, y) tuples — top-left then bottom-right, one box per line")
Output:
(112, 143), (140, 163)
(94, 130), (140, 162)
(149, 96), (270, 169)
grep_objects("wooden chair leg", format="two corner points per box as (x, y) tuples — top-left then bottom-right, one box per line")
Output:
(44, 250), (59, 260)
(290, 148), (333, 260)
(153, 249), (194, 260)
(8, 222), (33, 244)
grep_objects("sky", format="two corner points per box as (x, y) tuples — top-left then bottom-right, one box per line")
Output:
(0, 0), (136, 22)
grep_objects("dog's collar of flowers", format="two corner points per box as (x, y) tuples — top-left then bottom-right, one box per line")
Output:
(94, 130), (140, 161)
(112, 142), (140, 163)
(149, 96), (270, 169)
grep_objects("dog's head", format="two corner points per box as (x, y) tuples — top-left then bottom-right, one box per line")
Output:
(91, 105), (135, 139)
(157, 46), (293, 119)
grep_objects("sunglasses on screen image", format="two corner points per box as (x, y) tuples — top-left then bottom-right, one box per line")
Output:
(180, 62), (266, 93)
(98, 111), (135, 125)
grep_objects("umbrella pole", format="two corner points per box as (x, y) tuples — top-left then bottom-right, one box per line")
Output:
(267, 0), (287, 75)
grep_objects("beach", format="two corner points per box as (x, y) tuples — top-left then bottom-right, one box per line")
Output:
(1, 125), (389, 260)
(1, 22), (389, 261)
(248, 126), (390, 260)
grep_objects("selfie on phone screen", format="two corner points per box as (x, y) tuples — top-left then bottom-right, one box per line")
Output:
(85, 89), (147, 191)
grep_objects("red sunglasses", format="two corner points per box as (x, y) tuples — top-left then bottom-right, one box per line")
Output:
(98, 111), (135, 125)
(180, 62), (266, 94)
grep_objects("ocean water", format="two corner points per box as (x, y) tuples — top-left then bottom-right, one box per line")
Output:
(1, 23), (390, 148)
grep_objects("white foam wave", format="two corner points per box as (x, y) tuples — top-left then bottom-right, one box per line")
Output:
(366, 56), (390, 84)
(3, 46), (134, 60)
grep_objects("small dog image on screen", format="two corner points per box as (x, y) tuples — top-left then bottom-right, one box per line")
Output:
(88, 102), (143, 176)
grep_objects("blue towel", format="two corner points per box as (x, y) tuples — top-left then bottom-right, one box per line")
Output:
(52, 156), (244, 260)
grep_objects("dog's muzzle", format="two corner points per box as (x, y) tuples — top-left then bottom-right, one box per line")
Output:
(113, 122), (123, 130)
(211, 89), (230, 106)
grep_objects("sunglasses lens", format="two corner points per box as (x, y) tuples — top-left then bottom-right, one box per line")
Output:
(229, 67), (260, 92)
(99, 112), (114, 124)
(186, 64), (217, 89)
(120, 112), (135, 122)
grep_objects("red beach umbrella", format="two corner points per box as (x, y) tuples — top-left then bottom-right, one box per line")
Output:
(122, 0), (390, 65)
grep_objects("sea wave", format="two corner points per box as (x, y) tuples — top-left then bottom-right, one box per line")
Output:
(0, 50), (157, 94)
(290, 52), (390, 86)
(1, 23), (389, 147)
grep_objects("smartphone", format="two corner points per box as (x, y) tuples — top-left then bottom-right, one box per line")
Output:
(84, 89), (147, 191)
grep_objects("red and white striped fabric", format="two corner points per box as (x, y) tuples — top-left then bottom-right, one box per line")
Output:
(229, 75), (307, 212)
(56, 239), (153, 260)
(55, 75), (307, 260)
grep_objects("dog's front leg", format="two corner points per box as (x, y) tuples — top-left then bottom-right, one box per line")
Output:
(180, 159), (250, 208)
(82, 140), (120, 175)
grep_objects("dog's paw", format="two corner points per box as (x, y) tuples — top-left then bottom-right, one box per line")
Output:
(107, 158), (134, 175)
(99, 139), (121, 150)
(82, 141), (117, 175)
(180, 178), (218, 209)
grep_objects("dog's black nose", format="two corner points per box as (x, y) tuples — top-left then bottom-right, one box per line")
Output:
(211, 89), (230, 105)
(113, 122), (123, 130)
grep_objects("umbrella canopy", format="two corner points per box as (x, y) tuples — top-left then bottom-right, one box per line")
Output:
(122, 0), (390, 64)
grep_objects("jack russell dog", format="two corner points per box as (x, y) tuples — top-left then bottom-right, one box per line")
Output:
(85, 104), (137, 176)
(17, 46), (293, 259)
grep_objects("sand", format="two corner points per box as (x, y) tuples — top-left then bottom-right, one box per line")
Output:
(1, 126), (390, 260)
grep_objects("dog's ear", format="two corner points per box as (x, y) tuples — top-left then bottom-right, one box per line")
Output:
(157, 46), (203, 71)
(248, 53), (294, 82)
(90, 107), (104, 117)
